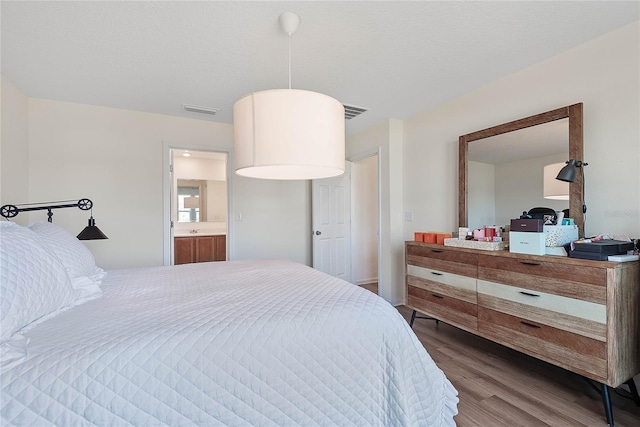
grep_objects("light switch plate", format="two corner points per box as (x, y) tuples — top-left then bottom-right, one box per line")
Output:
(404, 211), (413, 221)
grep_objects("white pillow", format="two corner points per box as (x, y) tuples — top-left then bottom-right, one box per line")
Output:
(0, 222), (78, 343)
(28, 221), (97, 278)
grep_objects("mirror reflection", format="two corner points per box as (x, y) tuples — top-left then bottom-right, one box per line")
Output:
(467, 118), (569, 229)
(178, 179), (206, 222)
(174, 151), (228, 224)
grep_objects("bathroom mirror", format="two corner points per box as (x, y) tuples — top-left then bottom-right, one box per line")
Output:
(177, 179), (207, 222)
(459, 103), (584, 237)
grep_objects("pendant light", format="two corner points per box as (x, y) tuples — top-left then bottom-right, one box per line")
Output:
(555, 159), (589, 221)
(233, 12), (345, 180)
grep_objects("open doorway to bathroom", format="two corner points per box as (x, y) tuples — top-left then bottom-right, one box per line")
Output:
(164, 148), (229, 265)
(351, 154), (379, 295)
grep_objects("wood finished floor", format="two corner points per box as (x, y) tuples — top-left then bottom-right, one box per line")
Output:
(358, 282), (378, 294)
(392, 305), (640, 427)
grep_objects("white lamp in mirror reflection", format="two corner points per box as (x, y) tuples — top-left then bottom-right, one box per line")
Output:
(184, 196), (200, 209)
(233, 12), (345, 180)
(543, 163), (570, 200)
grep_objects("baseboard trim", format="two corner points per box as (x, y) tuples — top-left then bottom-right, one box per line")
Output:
(355, 278), (378, 286)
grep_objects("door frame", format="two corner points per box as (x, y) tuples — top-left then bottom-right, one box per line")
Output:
(162, 141), (234, 265)
(348, 148), (382, 293)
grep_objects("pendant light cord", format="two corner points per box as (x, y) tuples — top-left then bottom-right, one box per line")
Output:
(288, 33), (292, 89)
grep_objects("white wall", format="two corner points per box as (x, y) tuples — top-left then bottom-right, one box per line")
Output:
(404, 21), (640, 245)
(1, 76), (30, 224)
(206, 180), (228, 222)
(351, 155), (378, 285)
(347, 119), (404, 305)
(174, 156), (226, 181)
(468, 161), (496, 229)
(23, 98), (310, 269)
(494, 153), (569, 227)
(233, 176), (311, 265)
(470, 153), (569, 229)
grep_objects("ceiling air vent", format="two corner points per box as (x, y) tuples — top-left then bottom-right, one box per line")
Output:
(182, 104), (219, 115)
(343, 104), (367, 120)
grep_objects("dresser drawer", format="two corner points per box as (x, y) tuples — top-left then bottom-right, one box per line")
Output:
(478, 280), (606, 341)
(408, 285), (477, 331)
(479, 307), (607, 379)
(478, 266), (606, 305)
(407, 264), (476, 303)
(407, 244), (477, 277)
(478, 254), (606, 286)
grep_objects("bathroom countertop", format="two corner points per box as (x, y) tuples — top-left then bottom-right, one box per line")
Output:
(174, 232), (226, 237)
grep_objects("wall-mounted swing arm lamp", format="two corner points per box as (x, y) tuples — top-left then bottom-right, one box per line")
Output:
(555, 159), (588, 216)
(0, 198), (108, 240)
(556, 159), (588, 183)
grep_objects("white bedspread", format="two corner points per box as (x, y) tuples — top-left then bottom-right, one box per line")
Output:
(1, 259), (457, 426)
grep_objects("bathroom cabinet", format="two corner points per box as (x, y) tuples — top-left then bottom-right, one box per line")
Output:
(175, 235), (226, 265)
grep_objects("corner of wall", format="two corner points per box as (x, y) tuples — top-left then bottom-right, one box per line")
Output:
(387, 119), (406, 305)
(1, 75), (30, 224)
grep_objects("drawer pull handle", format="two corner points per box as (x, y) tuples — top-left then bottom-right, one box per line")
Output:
(432, 294), (444, 299)
(520, 261), (540, 266)
(431, 272), (444, 276)
(520, 321), (541, 329)
(519, 291), (540, 297)
(431, 250), (444, 253)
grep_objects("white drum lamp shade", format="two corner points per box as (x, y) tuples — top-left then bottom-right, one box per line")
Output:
(543, 162), (570, 200)
(234, 89), (345, 180)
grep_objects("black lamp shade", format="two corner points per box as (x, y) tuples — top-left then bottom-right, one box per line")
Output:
(556, 159), (579, 183)
(77, 217), (108, 240)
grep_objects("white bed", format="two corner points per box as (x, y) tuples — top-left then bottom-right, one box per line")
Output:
(1, 222), (457, 426)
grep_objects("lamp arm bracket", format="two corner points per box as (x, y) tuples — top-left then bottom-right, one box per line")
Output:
(0, 198), (93, 221)
(566, 160), (588, 168)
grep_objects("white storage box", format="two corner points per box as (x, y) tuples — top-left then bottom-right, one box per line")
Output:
(544, 225), (579, 247)
(509, 231), (545, 255)
(545, 246), (568, 256)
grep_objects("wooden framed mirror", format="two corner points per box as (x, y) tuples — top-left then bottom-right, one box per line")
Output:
(459, 103), (584, 237)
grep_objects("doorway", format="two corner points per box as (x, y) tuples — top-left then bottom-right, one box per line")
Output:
(311, 162), (352, 282)
(311, 153), (381, 292)
(162, 145), (231, 265)
(351, 154), (379, 292)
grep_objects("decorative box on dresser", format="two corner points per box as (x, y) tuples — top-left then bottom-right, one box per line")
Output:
(405, 241), (640, 425)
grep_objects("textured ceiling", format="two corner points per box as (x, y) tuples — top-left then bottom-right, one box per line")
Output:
(2, 1), (638, 136)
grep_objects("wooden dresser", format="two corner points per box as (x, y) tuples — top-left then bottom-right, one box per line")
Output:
(405, 241), (640, 389)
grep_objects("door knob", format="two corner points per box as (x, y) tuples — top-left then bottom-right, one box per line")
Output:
(315, 231), (321, 235)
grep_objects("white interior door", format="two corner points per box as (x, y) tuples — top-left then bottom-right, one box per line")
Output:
(312, 162), (351, 282)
